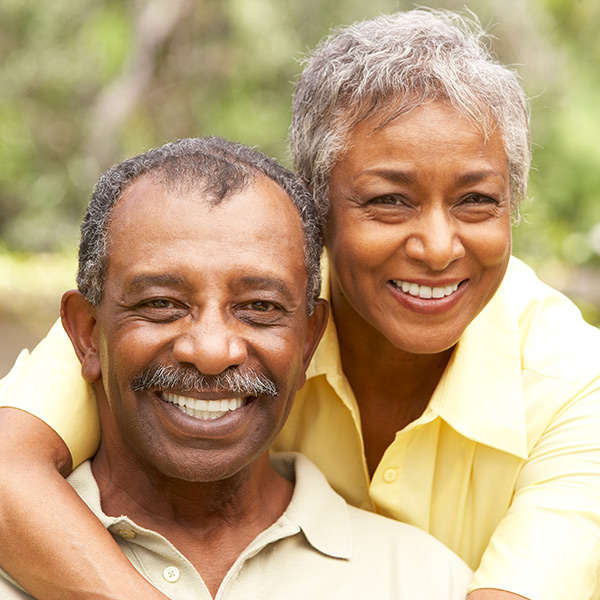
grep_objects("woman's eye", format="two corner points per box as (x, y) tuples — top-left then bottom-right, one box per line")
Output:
(144, 299), (175, 309)
(461, 194), (499, 205)
(369, 194), (406, 206)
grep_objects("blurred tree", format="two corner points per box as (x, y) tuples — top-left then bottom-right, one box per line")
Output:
(0, 0), (598, 321)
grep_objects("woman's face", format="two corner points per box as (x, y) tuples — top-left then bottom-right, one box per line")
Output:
(325, 100), (512, 355)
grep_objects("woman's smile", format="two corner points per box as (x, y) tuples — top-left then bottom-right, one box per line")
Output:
(389, 279), (462, 299)
(387, 278), (469, 316)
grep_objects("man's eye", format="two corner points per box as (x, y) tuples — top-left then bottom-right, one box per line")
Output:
(247, 301), (276, 312)
(236, 300), (285, 325)
(133, 299), (187, 322)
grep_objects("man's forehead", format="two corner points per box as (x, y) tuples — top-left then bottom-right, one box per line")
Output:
(104, 172), (308, 293)
(112, 172), (299, 227)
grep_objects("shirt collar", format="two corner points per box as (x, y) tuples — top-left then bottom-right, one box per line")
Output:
(306, 270), (365, 436)
(306, 272), (338, 380)
(272, 452), (352, 559)
(67, 461), (136, 531)
(428, 260), (528, 458)
(309, 257), (528, 460)
(68, 454), (353, 561)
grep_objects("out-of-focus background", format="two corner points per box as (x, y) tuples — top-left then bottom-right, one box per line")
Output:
(1, 0), (599, 378)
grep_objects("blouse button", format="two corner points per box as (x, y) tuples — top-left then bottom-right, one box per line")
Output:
(383, 468), (398, 483)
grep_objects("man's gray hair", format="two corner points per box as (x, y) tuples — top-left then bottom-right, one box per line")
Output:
(291, 8), (531, 218)
(77, 137), (322, 312)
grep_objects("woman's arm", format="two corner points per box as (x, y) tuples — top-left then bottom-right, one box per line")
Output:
(0, 408), (169, 600)
(470, 369), (600, 600)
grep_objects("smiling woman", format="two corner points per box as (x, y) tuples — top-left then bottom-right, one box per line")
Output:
(1, 8), (600, 600)
(325, 101), (512, 359)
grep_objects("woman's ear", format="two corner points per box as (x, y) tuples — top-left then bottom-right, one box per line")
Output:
(60, 290), (101, 383)
(299, 298), (329, 388)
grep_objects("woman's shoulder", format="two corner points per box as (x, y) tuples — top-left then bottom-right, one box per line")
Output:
(501, 256), (600, 384)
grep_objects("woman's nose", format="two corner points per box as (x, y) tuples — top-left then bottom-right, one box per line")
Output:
(404, 210), (465, 270)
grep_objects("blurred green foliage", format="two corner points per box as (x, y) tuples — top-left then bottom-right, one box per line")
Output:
(0, 0), (599, 324)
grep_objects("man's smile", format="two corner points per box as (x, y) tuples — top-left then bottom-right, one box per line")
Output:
(161, 392), (250, 421)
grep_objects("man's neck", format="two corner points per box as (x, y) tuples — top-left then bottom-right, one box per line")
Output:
(91, 448), (294, 596)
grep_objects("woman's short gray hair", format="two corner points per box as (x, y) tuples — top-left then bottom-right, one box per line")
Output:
(291, 8), (531, 218)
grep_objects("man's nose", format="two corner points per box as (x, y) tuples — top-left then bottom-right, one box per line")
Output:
(171, 310), (248, 375)
(404, 209), (465, 271)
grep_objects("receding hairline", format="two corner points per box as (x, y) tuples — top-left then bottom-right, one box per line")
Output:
(102, 169), (309, 281)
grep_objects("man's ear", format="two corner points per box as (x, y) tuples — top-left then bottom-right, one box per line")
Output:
(299, 298), (329, 388)
(60, 290), (101, 383)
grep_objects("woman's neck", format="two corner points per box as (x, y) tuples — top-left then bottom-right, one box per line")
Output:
(331, 287), (455, 477)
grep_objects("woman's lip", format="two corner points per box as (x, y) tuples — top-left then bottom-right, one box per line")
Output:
(387, 279), (469, 315)
(390, 278), (466, 294)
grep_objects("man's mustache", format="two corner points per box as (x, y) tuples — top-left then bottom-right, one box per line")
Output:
(130, 364), (278, 397)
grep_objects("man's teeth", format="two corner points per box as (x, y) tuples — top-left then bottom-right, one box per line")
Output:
(162, 392), (245, 420)
(392, 280), (459, 299)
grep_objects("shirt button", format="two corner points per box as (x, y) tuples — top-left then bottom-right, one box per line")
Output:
(118, 529), (136, 539)
(163, 566), (180, 583)
(383, 468), (398, 483)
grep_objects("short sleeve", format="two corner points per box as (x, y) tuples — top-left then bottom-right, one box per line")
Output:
(470, 370), (600, 600)
(0, 319), (100, 467)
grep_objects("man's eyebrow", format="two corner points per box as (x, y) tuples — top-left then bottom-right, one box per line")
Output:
(236, 276), (293, 297)
(127, 273), (186, 290)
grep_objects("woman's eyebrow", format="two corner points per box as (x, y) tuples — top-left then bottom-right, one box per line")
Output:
(359, 168), (418, 184)
(454, 169), (506, 185)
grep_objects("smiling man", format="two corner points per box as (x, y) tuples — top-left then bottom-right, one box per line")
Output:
(0, 137), (471, 599)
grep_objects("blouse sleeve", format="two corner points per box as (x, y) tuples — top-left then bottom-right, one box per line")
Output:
(0, 319), (100, 467)
(470, 363), (600, 600)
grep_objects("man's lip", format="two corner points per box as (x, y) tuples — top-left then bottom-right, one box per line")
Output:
(158, 391), (255, 420)
(157, 390), (253, 401)
(152, 390), (257, 434)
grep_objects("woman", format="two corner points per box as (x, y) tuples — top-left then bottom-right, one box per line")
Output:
(1, 9), (599, 600)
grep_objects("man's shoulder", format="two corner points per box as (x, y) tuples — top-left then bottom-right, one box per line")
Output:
(345, 502), (472, 574)
(272, 452), (472, 597)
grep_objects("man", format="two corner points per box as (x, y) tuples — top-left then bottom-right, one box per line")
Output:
(0, 137), (471, 599)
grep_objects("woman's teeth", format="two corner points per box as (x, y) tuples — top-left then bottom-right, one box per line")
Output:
(162, 392), (245, 420)
(392, 280), (459, 299)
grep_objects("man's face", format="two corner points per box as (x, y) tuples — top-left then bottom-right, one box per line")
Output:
(71, 174), (324, 483)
